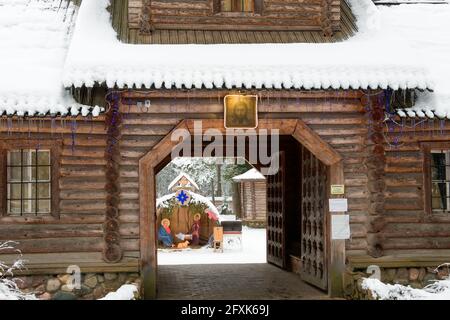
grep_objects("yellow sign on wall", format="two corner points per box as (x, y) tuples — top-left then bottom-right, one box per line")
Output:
(224, 95), (258, 129)
(331, 184), (345, 195)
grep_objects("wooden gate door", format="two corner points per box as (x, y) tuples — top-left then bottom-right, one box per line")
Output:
(300, 146), (328, 290)
(266, 151), (286, 268)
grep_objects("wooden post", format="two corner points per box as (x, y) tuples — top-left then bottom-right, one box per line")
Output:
(328, 161), (345, 298)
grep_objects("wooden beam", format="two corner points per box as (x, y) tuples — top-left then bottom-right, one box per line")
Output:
(292, 120), (342, 166)
(121, 89), (363, 100)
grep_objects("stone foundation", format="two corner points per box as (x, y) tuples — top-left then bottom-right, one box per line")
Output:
(12, 272), (141, 300)
(344, 266), (449, 300)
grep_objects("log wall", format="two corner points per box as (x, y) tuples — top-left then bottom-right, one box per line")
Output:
(1, 89), (450, 272)
(130, 0), (340, 32)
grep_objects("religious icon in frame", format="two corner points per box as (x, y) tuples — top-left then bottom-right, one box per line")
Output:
(224, 95), (258, 129)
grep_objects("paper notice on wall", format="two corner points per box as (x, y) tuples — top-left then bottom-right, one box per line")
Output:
(332, 214), (350, 240)
(329, 198), (348, 212)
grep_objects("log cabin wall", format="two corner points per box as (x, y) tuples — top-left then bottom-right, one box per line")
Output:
(118, 89), (369, 261)
(128, 0), (341, 33)
(2, 89), (450, 275)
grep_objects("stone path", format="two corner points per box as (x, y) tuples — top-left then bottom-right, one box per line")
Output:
(157, 263), (330, 300)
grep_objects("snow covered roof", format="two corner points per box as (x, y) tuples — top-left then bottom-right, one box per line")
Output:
(0, 0), (101, 117)
(156, 191), (219, 219)
(232, 168), (266, 182)
(62, 0), (434, 92)
(167, 172), (200, 192)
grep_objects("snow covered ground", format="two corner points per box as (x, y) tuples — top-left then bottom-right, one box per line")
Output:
(158, 227), (267, 265)
(363, 277), (450, 300)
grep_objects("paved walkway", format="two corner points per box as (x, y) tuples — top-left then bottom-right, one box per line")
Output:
(157, 263), (330, 300)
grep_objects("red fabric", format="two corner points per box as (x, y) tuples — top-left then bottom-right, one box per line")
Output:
(164, 226), (171, 234)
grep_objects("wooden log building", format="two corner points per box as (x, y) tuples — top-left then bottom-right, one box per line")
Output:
(232, 168), (267, 226)
(0, 0), (449, 300)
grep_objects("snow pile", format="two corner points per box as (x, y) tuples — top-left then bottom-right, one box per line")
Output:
(362, 277), (450, 300)
(0, 241), (37, 300)
(63, 0), (432, 91)
(98, 284), (138, 300)
(158, 227), (266, 265)
(0, 0), (99, 117)
(157, 191), (220, 218)
(232, 168), (266, 181)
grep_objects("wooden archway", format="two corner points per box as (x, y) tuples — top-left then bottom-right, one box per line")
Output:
(139, 119), (344, 299)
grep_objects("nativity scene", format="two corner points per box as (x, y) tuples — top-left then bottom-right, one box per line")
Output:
(156, 173), (220, 249)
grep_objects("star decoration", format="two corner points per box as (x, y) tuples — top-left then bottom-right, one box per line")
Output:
(176, 190), (190, 205)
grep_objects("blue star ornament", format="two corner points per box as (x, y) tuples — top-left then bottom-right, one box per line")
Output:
(176, 190), (190, 205)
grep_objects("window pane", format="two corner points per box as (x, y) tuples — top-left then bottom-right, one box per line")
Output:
(37, 167), (50, 181)
(8, 200), (21, 214)
(37, 151), (50, 165)
(22, 166), (33, 182)
(7, 167), (21, 182)
(37, 183), (50, 198)
(37, 200), (50, 213)
(24, 150), (33, 166)
(22, 183), (36, 199)
(8, 183), (21, 199)
(22, 199), (35, 214)
(7, 151), (21, 165)
(432, 182), (447, 210)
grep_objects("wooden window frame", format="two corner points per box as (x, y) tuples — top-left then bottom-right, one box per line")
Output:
(422, 141), (450, 219)
(0, 139), (61, 219)
(213, 0), (264, 16)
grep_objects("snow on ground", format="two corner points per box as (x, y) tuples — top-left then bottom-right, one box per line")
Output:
(63, 0), (432, 92)
(0, 0), (100, 116)
(158, 227), (266, 265)
(363, 277), (450, 300)
(98, 284), (138, 300)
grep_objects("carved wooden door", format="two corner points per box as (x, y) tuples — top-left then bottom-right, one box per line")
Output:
(266, 151), (286, 268)
(300, 146), (328, 290)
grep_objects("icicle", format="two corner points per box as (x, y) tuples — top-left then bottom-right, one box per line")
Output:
(71, 118), (77, 154)
(51, 118), (56, 136)
(7, 117), (12, 136)
(28, 119), (32, 138)
(440, 119), (445, 135)
(412, 118), (416, 137)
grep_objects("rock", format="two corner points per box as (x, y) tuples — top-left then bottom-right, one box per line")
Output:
(409, 268), (420, 281)
(418, 268), (427, 281)
(61, 284), (73, 292)
(410, 281), (422, 289)
(383, 268), (396, 283)
(395, 268), (409, 281)
(104, 273), (118, 281)
(34, 284), (46, 295)
(423, 273), (437, 285)
(93, 286), (105, 299)
(38, 292), (52, 300)
(74, 285), (92, 297)
(84, 275), (98, 288)
(15, 277), (32, 290)
(118, 273), (127, 283)
(97, 275), (105, 283)
(103, 281), (121, 292)
(58, 274), (71, 284)
(46, 278), (61, 293)
(80, 294), (94, 300)
(32, 276), (48, 287)
(437, 268), (449, 280)
(52, 291), (77, 300)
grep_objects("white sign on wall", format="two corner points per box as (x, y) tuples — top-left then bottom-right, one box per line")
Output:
(329, 198), (348, 212)
(331, 214), (351, 240)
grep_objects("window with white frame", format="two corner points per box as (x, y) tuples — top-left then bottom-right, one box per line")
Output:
(7, 149), (51, 215)
(431, 149), (450, 213)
